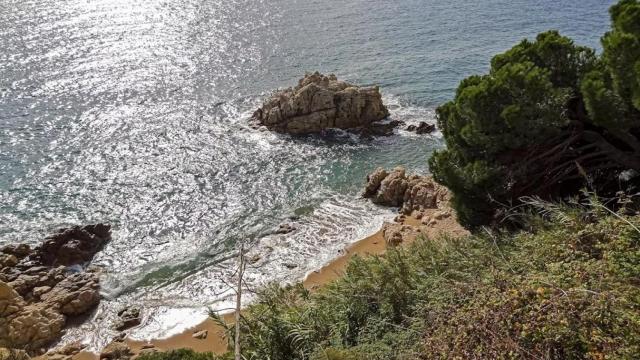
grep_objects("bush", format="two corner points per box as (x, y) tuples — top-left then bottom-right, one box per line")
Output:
(232, 201), (640, 359)
(429, 0), (640, 228)
(136, 349), (226, 360)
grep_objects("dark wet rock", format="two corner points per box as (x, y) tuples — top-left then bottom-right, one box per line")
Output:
(406, 121), (436, 134)
(283, 263), (298, 269)
(34, 224), (111, 267)
(0, 224), (110, 352)
(274, 223), (296, 235)
(114, 306), (142, 331)
(349, 120), (405, 138)
(252, 72), (391, 135)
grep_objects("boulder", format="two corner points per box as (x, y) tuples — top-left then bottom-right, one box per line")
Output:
(274, 223), (296, 235)
(1, 244), (31, 259)
(363, 167), (450, 214)
(43, 341), (86, 360)
(363, 167), (408, 207)
(113, 306), (142, 331)
(382, 222), (420, 247)
(192, 330), (208, 340)
(99, 341), (132, 360)
(406, 121), (436, 134)
(252, 72), (391, 135)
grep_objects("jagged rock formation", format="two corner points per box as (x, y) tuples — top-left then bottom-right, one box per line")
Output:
(252, 72), (391, 134)
(363, 167), (449, 214)
(0, 224), (110, 352)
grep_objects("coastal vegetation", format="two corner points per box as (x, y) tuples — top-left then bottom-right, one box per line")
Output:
(143, 197), (640, 360)
(429, 0), (640, 228)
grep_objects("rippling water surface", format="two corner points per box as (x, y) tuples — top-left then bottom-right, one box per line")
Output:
(0, 0), (614, 349)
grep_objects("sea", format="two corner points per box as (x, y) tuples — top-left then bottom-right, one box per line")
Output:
(0, 0), (615, 349)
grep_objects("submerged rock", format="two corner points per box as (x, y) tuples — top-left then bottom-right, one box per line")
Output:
(0, 224), (110, 352)
(274, 223), (296, 235)
(363, 167), (450, 214)
(252, 72), (391, 134)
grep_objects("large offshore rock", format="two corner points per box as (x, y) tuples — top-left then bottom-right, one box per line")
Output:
(252, 72), (390, 134)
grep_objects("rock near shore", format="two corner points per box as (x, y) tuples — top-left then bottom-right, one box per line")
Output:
(363, 167), (449, 214)
(0, 224), (110, 352)
(252, 72), (391, 135)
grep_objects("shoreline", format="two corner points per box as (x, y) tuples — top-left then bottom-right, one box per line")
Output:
(72, 208), (467, 359)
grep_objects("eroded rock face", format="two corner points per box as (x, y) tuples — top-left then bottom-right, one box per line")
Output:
(363, 167), (450, 214)
(252, 72), (390, 134)
(0, 224), (110, 353)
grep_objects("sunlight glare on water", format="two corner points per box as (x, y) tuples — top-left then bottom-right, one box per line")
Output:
(0, 0), (615, 349)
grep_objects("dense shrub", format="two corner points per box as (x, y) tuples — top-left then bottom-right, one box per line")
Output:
(136, 349), (226, 360)
(429, 0), (640, 228)
(229, 201), (640, 359)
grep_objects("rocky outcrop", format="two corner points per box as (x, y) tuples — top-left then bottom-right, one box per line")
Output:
(363, 167), (450, 214)
(33, 224), (111, 267)
(406, 121), (436, 135)
(0, 224), (110, 353)
(252, 72), (391, 135)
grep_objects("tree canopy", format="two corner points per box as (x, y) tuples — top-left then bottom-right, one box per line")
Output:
(430, 0), (640, 228)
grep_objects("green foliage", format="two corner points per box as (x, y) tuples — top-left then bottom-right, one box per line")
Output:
(431, 1), (640, 228)
(604, 0), (640, 110)
(233, 206), (640, 359)
(584, 0), (640, 127)
(491, 31), (597, 90)
(136, 349), (227, 360)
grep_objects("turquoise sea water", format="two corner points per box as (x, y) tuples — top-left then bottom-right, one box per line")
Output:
(0, 0), (615, 348)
